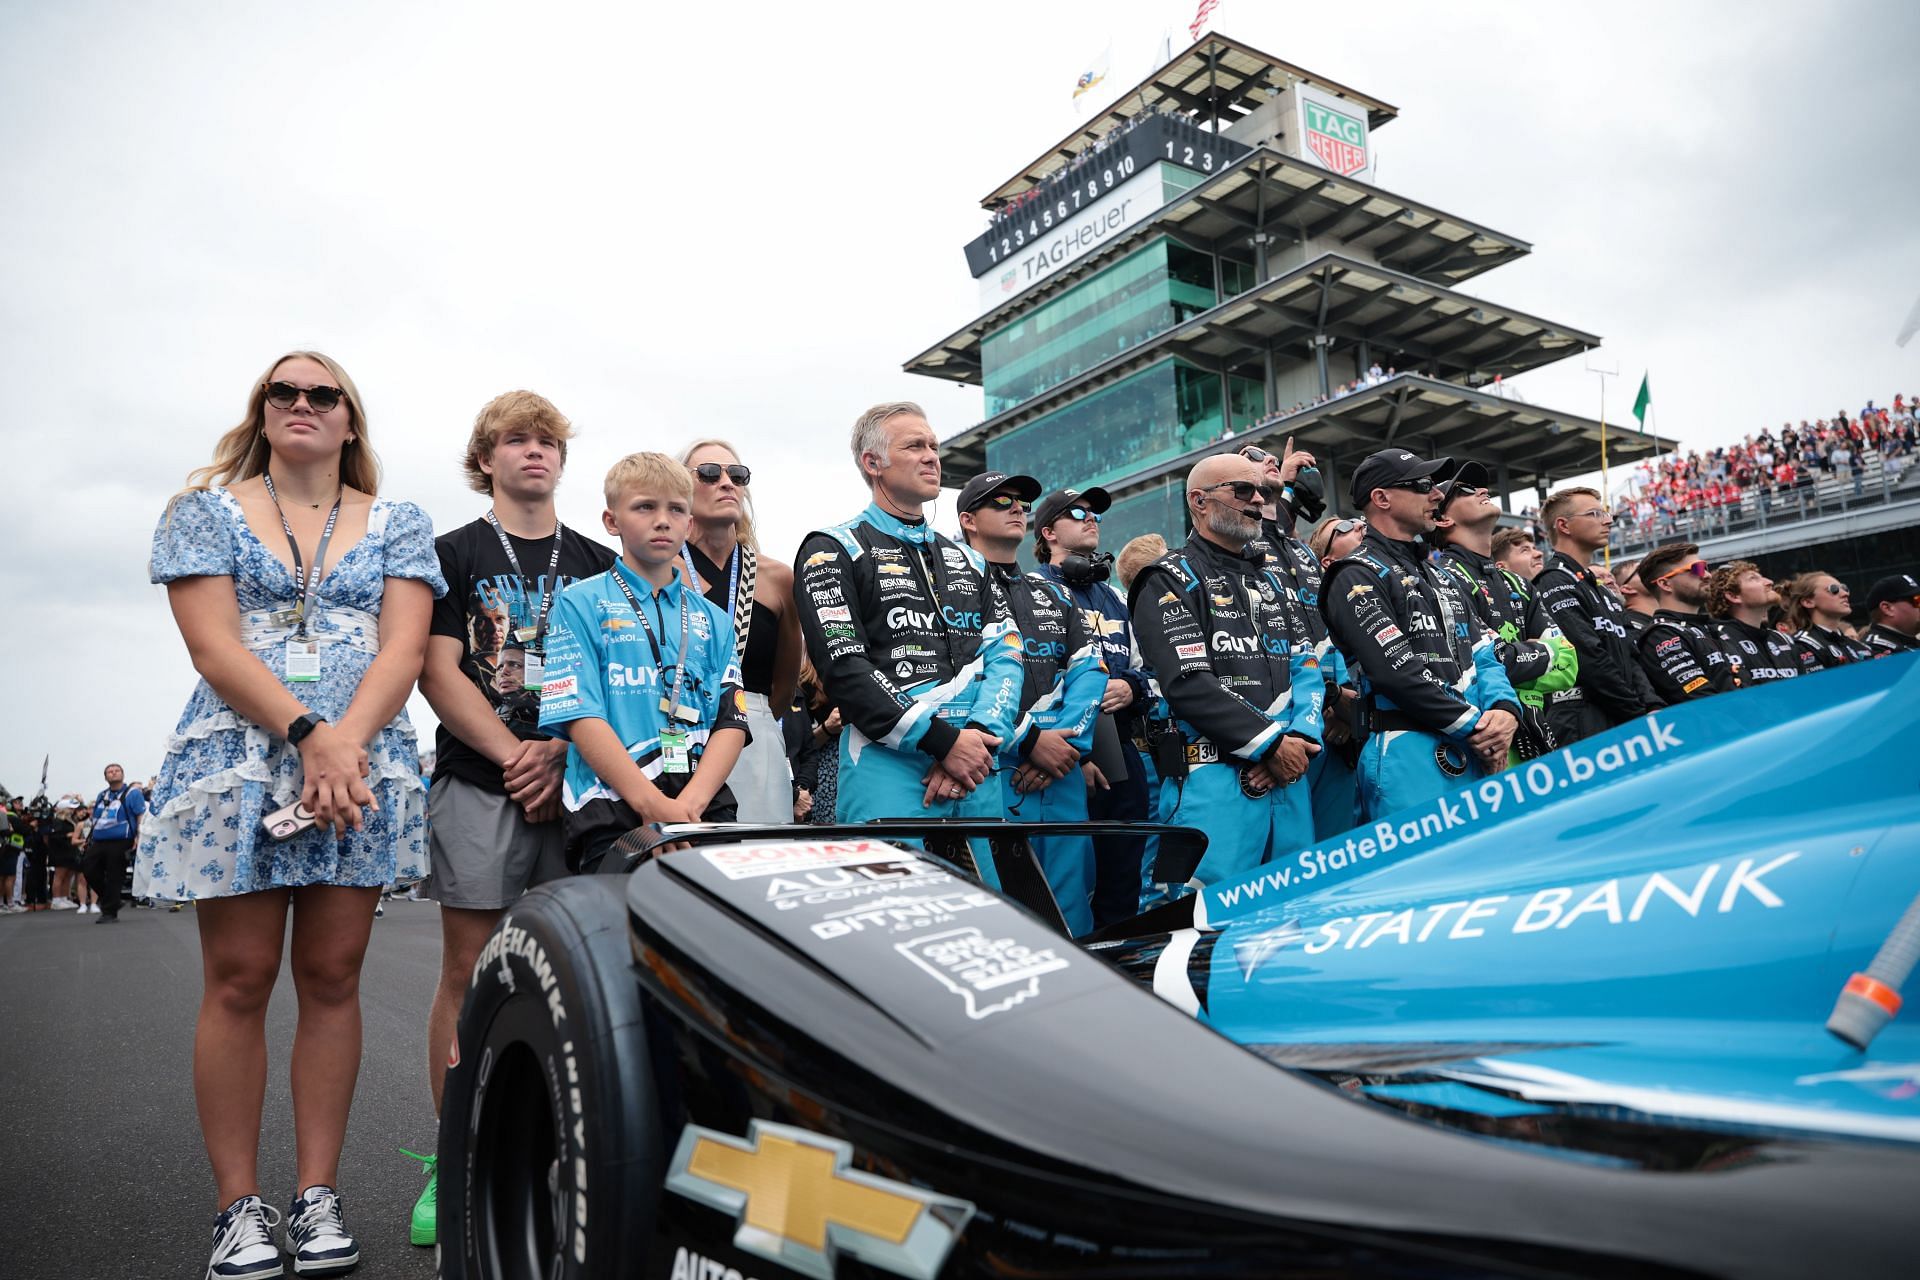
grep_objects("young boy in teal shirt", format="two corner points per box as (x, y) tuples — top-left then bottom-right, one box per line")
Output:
(539, 452), (750, 870)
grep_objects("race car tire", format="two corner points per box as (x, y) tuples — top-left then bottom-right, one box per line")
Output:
(438, 876), (657, 1280)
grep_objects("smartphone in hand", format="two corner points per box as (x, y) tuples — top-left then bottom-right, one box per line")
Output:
(260, 800), (318, 842)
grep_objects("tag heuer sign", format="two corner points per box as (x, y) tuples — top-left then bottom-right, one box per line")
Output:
(1303, 99), (1368, 176)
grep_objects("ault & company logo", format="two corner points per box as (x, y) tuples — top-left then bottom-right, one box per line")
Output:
(1303, 99), (1367, 176)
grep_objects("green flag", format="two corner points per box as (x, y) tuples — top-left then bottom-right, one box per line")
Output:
(1631, 373), (1652, 426)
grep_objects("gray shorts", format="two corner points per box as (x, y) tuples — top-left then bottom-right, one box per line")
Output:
(424, 773), (569, 910)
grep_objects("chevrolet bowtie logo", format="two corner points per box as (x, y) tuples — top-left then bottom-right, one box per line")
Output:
(665, 1121), (974, 1280)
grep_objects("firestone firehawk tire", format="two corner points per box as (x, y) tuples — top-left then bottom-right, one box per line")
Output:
(438, 877), (657, 1280)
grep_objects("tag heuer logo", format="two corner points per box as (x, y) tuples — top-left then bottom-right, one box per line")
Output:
(1304, 100), (1368, 176)
(665, 1121), (975, 1280)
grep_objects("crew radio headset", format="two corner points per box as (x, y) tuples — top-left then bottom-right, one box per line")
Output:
(608, 568), (700, 774)
(260, 472), (342, 841)
(482, 509), (565, 690)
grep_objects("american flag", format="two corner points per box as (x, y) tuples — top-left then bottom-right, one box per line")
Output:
(1189, 0), (1220, 40)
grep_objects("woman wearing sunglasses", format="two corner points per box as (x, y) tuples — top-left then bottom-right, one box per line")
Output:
(677, 440), (803, 824)
(141, 351), (445, 1279)
(1782, 572), (1875, 667)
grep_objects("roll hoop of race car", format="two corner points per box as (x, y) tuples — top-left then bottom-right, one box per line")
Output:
(439, 652), (1920, 1279)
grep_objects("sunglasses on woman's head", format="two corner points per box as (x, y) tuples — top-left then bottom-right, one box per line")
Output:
(691, 463), (751, 486)
(264, 381), (344, 413)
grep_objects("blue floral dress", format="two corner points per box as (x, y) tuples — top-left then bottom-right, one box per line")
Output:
(136, 487), (448, 900)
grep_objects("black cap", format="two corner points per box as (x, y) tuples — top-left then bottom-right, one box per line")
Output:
(956, 471), (1041, 513)
(1435, 459), (1492, 511)
(1033, 485), (1112, 531)
(1862, 572), (1920, 612)
(1349, 448), (1454, 506)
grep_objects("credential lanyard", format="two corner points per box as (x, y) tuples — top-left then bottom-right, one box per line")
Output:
(262, 473), (342, 638)
(610, 567), (695, 722)
(484, 512), (566, 645)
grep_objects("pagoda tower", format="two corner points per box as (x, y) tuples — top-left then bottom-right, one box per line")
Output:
(906, 32), (1668, 546)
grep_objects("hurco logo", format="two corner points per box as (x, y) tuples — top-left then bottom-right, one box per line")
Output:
(1304, 99), (1367, 175)
(665, 1121), (974, 1280)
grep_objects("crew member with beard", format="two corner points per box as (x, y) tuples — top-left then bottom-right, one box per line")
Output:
(1429, 461), (1576, 761)
(1860, 573), (1920, 656)
(1238, 439), (1363, 838)
(1128, 453), (1324, 887)
(1705, 561), (1816, 684)
(957, 471), (1106, 934)
(1322, 449), (1520, 818)
(1634, 543), (1737, 702)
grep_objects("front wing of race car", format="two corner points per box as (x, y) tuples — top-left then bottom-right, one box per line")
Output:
(440, 812), (1916, 1279)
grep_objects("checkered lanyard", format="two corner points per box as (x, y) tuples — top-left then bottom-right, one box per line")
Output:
(686, 543), (758, 669)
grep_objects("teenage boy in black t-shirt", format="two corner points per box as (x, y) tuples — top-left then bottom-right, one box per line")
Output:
(412, 390), (614, 1247)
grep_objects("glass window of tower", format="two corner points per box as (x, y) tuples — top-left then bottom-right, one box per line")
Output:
(981, 237), (1228, 418)
(984, 359), (1267, 496)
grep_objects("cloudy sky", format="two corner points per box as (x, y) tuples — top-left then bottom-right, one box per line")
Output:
(2, 0), (1914, 796)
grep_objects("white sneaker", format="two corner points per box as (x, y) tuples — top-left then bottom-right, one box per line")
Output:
(50, 898), (76, 910)
(286, 1185), (358, 1276)
(206, 1194), (284, 1280)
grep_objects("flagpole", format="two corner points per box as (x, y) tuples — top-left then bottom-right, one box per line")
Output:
(1585, 352), (1619, 568)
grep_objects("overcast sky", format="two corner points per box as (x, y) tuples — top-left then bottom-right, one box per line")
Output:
(2, 0), (1915, 797)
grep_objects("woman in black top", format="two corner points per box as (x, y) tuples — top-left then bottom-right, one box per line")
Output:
(678, 440), (803, 824)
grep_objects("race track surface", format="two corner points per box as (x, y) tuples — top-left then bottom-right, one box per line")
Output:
(0, 901), (444, 1279)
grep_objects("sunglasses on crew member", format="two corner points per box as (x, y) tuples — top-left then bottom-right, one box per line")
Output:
(1652, 559), (1710, 585)
(1062, 506), (1101, 523)
(1237, 445), (1276, 464)
(1199, 480), (1277, 504)
(690, 463), (751, 486)
(1384, 478), (1439, 494)
(1326, 518), (1365, 536)
(264, 381), (344, 413)
(980, 493), (1030, 513)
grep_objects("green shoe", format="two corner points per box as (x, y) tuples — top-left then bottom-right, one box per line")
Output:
(403, 1148), (437, 1246)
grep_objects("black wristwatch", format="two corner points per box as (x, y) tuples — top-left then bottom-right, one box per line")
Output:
(287, 712), (326, 746)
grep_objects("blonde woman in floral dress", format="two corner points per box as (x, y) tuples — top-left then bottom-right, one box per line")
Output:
(139, 351), (444, 1279)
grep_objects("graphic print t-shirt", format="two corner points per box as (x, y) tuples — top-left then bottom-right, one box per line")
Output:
(430, 517), (617, 793)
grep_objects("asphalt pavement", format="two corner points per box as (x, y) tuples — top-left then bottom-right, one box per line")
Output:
(0, 899), (445, 1279)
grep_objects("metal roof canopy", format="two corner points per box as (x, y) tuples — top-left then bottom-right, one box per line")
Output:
(939, 373), (1671, 504)
(1165, 252), (1597, 383)
(933, 251), (1600, 467)
(908, 152), (1533, 386)
(982, 32), (1397, 209)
